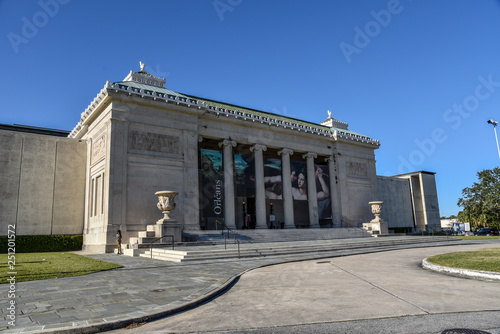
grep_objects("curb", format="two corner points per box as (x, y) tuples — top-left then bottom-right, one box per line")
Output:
(422, 258), (500, 281)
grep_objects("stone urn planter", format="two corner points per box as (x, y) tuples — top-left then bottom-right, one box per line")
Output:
(369, 201), (384, 221)
(155, 191), (178, 220)
(364, 201), (388, 235)
(154, 191), (182, 241)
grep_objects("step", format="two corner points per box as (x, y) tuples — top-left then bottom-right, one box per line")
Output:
(138, 231), (156, 238)
(189, 228), (373, 244)
(138, 236), (458, 262)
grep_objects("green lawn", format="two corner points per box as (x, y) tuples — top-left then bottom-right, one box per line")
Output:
(1, 252), (123, 283)
(453, 235), (500, 240)
(427, 248), (500, 273)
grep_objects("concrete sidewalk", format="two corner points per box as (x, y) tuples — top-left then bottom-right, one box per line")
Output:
(1, 238), (498, 333)
(113, 241), (500, 334)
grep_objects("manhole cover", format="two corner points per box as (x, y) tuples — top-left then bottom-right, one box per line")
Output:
(442, 329), (491, 334)
(316, 261), (331, 264)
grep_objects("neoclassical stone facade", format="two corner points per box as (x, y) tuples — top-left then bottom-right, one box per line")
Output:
(66, 66), (387, 251)
(0, 64), (441, 252)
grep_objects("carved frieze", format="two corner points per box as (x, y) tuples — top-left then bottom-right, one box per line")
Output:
(347, 161), (368, 177)
(128, 130), (179, 154)
(91, 134), (106, 165)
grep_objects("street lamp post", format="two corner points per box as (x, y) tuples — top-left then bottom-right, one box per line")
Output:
(487, 119), (500, 160)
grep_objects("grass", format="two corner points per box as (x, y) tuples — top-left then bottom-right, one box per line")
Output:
(426, 248), (500, 273)
(453, 235), (500, 240)
(1, 252), (123, 283)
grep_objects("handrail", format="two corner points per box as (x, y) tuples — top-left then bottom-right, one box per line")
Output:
(424, 226), (452, 240)
(216, 220), (240, 259)
(149, 235), (174, 259)
(425, 226), (435, 236)
(422, 226), (441, 236)
(340, 220), (370, 237)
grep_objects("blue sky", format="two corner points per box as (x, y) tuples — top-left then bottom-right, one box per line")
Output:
(1, 0), (500, 217)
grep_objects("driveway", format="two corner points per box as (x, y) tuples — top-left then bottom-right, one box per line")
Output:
(109, 242), (500, 334)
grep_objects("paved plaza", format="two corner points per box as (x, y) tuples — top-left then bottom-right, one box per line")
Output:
(2, 238), (500, 333)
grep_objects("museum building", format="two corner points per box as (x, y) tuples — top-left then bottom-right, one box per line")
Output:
(0, 64), (441, 252)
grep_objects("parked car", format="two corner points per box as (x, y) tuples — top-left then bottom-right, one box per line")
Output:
(474, 228), (499, 236)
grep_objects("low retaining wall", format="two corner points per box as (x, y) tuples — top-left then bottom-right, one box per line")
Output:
(422, 258), (500, 281)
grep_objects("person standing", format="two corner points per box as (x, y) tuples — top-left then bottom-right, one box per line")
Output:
(116, 230), (123, 255)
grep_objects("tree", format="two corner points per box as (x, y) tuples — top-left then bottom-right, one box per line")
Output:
(457, 167), (500, 228)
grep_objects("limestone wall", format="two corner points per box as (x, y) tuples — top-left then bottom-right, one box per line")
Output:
(335, 142), (379, 227)
(377, 176), (414, 229)
(392, 171), (442, 232)
(0, 130), (86, 236)
(420, 173), (441, 230)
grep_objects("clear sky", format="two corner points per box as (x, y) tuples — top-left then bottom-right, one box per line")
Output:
(1, 0), (500, 218)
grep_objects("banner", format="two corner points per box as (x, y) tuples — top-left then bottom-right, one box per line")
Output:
(235, 153), (255, 198)
(264, 158), (282, 199)
(315, 164), (331, 219)
(290, 160), (307, 200)
(200, 149), (223, 229)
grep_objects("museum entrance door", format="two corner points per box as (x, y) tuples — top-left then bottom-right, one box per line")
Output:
(245, 197), (256, 229)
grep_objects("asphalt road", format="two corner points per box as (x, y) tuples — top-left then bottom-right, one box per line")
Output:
(108, 242), (500, 334)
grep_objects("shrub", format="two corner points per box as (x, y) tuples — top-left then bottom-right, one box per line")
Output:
(0, 234), (83, 253)
(389, 227), (412, 234)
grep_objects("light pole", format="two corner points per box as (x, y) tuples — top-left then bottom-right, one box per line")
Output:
(487, 119), (500, 160)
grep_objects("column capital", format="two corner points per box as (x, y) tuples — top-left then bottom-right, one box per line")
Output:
(302, 152), (317, 160)
(325, 155), (335, 163)
(218, 139), (236, 148)
(250, 144), (267, 153)
(277, 148), (294, 156)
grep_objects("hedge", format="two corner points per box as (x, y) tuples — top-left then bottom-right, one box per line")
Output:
(0, 235), (83, 253)
(389, 227), (412, 234)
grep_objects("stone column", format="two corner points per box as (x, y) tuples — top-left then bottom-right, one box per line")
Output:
(250, 144), (268, 229)
(219, 139), (237, 229)
(278, 148), (295, 229)
(303, 152), (319, 228)
(325, 156), (342, 228)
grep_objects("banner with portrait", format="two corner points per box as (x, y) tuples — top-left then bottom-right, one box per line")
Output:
(264, 158), (282, 199)
(200, 149), (224, 229)
(290, 160), (307, 200)
(315, 163), (332, 219)
(235, 153), (255, 198)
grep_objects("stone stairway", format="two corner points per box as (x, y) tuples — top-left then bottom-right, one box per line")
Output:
(183, 227), (373, 245)
(122, 227), (367, 256)
(138, 235), (458, 262)
(128, 225), (158, 244)
(122, 224), (179, 256)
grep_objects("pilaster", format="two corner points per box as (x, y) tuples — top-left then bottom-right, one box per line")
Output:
(326, 155), (342, 228)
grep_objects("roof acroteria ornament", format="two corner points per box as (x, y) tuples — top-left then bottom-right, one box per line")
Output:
(327, 110), (332, 118)
(139, 61), (146, 72)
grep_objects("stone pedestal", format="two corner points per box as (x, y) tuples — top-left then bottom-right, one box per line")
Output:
(363, 201), (388, 235)
(155, 220), (182, 243)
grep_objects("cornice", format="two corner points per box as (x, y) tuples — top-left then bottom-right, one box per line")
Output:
(69, 80), (381, 148)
